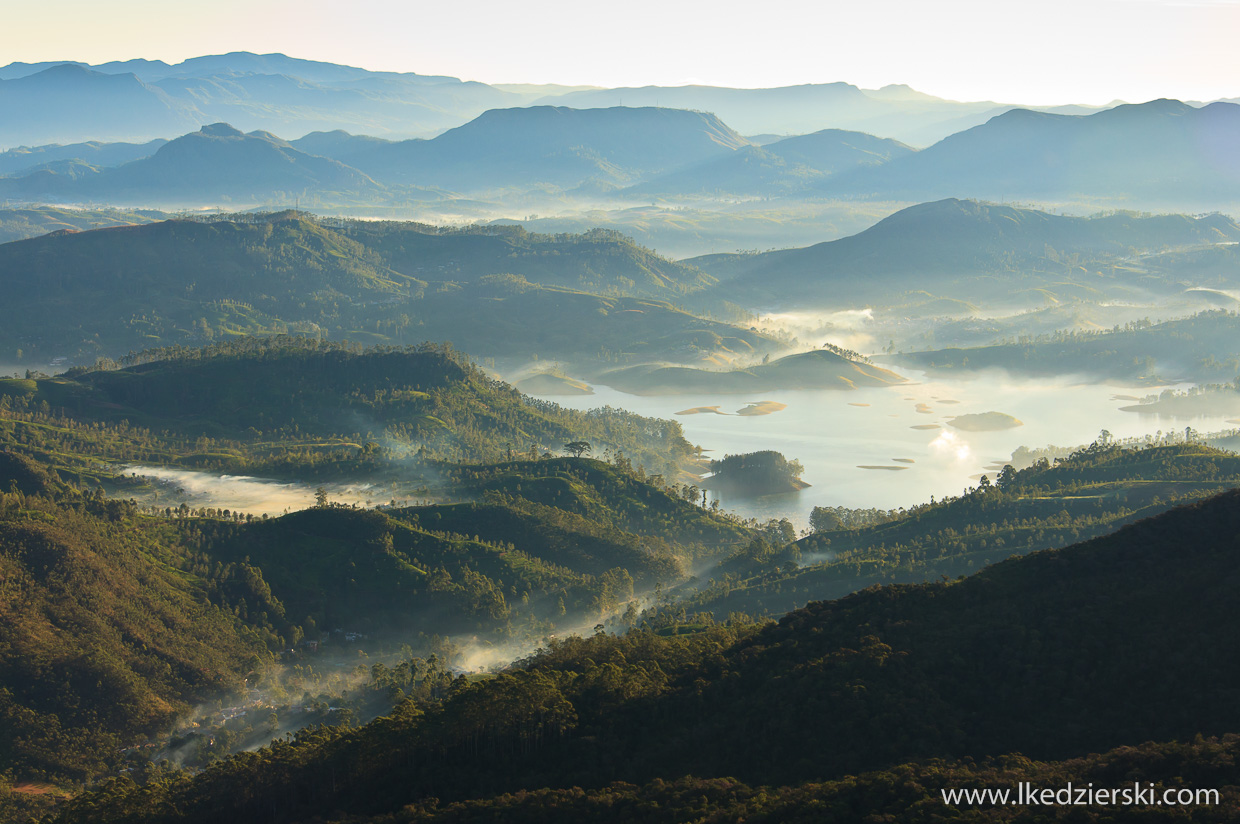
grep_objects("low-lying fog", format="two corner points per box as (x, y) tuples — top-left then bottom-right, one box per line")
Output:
(120, 466), (426, 516)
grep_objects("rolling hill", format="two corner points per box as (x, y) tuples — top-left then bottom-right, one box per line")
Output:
(0, 213), (774, 368)
(892, 308), (1240, 382)
(690, 198), (1240, 309)
(531, 81), (1056, 146)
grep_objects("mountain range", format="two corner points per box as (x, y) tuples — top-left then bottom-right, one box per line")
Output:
(2, 93), (1237, 210)
(0, 123), (380, 203)
(0, 51), (1126, 151)
(341, 106), (750, 190)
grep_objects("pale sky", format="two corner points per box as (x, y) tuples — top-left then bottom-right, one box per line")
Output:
(3, 0), (1238, 105)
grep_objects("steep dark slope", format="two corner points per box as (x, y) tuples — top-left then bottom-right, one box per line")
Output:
(46, 489), (1240, 822)
(0, 460), (273, 781)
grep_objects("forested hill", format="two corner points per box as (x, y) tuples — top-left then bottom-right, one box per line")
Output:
(0, 212), (761, 367)
(690, 198), (1240, 308)
(1, 336), (700, 478)
(892, 309), (1240, 383)
(338, 221), (715, 296)
(47, 487), (1240, 822)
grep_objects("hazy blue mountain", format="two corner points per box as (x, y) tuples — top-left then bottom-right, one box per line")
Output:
(0, 138), (166, 176)
(690, 198), (1240, 308)
(536, 82), (876, 131)
(0, 52), (450, 85)
(0, 53), (521, 146)
(347, 105), (751, 190)
(825, 99), (1240, 202)
(151, 71), (516, 138)
(288, 130), (394, 163)
(531, 82), (1094, 146)
(0, 123), (380, 203)
(627, 129), (914, 197)
(0, 53), (1124, 151)
(0, 64), (202, 148)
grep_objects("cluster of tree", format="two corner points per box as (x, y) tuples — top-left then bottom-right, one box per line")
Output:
(704, 450), (807, 497)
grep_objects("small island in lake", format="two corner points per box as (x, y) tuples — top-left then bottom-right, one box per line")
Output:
(702, 450), (810, 497)
(947, 411), (1024, 431)
(736, 400), (787, 416)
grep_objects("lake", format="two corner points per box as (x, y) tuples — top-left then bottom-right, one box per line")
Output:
(531, 370), (1235, 527)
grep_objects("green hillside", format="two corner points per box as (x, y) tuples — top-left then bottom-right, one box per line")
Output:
(0, 206), (164, 244)
(339, 221), (716, 297)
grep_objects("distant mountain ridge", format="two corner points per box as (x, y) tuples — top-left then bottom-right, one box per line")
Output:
(0, 54), (521, 148)
(0, 123), (380, 202)
(627, 128), (914, 197)
(346, 105), (750, 190)
(0, 51), (1125, 151)
(0, 138), (167, 177)
(0, 64), (201, 146)
(1, 108), (754, 201)
(825, 98), (1240, 202)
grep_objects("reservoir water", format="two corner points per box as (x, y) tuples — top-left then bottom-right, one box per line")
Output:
(532, 370), (1237, 527)
(118, 370), (1237, 528)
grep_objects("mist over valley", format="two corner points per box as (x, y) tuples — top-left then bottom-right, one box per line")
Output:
(4, 27), (1240, 824)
